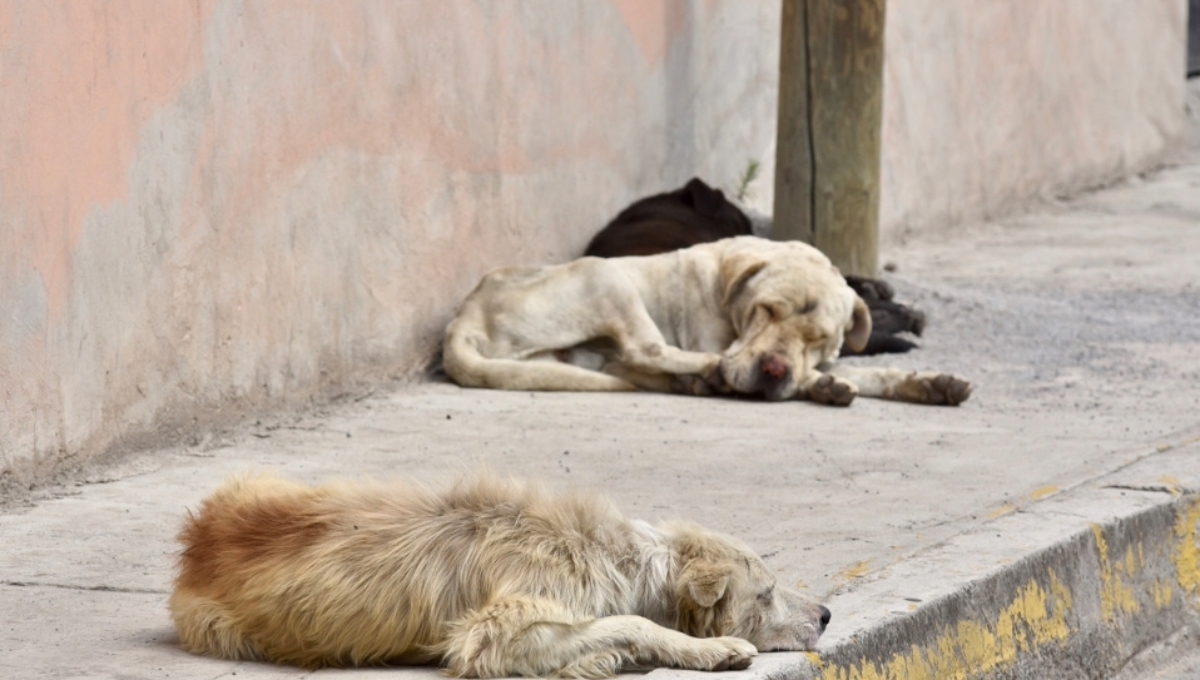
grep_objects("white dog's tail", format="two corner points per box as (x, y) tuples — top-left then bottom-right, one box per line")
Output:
(443, 329), (637, 392)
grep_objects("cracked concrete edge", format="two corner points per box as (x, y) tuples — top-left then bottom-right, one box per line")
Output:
(649, 446), (1200, 680)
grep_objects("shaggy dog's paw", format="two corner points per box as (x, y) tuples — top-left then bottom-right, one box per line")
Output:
(694, 637), (757, 671)
(807, 374), (857, 406)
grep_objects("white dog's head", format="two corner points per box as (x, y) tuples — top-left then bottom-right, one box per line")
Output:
(668, 522), (830, 651)
(716, 238), (871, 401)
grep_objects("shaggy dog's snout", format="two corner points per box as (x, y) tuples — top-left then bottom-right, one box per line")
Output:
(757, 354), (792, 400)
(819, 605), (831, 631)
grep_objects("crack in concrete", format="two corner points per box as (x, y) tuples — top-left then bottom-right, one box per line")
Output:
(2, 579), (167, 595)
(1105, 483), (1195, 496)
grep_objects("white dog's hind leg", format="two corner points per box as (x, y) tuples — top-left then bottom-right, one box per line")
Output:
(442, 597), (756, 678)
(821, 363), (972, 405)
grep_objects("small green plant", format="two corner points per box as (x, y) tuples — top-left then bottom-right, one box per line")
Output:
(735, 159), (761, 202)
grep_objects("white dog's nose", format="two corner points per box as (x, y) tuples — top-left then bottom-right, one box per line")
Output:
(757, 354), (792, 400)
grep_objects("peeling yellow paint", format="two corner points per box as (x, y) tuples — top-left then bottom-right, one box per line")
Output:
(1030, 486), (1058, 501)
(816, 502), (1200, 680)
(988, 504), (1017, 520)
(1122, 544), (1144, 576)
(1159, 476), (1183, 496)
(838, 561), (872, 582)
(1151, 579), (1176, 608)
(805, 651), (824, 669)
(1175, 498), (1200, 596)
(818, 574), (1072, 680)
(1092, 524), (1140, 622)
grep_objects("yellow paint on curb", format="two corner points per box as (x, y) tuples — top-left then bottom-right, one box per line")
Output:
(1092, 524), (1140, 623)
(1151, 579), (1176, 608)
(1155, 476), (1184, 496)
(1030, 486), (1058, 501)
(988, 504), (1017, 520)
(1175, 498), (1200, 596)
(818, 573), (1073, 680)
(838, 561), (871, 582)
(813, 498), (1200, 680)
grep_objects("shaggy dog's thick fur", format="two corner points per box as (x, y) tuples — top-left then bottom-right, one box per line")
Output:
(170, 475), (830, 677)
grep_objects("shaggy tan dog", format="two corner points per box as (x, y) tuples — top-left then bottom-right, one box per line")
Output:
(169, 474), (830, 677)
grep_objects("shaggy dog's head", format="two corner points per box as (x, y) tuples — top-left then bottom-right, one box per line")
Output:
(717, 238), (870, 401)
(668, 522), (830, 651)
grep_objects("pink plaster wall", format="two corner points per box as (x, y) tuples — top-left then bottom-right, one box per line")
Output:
(880, 0), (1188, 240)
(0, 1), (1186, 491)
(0, 1), (782, 490)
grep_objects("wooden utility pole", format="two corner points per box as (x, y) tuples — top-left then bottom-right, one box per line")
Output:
(773, 0), (886, 278)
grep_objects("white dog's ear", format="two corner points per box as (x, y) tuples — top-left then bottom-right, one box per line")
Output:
(679, 559), (732, 608)
(720, 256), (768, 308)
(845, 296), (872, 352)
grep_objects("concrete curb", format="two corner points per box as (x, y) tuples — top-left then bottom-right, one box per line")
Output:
(653, 442), (1200, 680)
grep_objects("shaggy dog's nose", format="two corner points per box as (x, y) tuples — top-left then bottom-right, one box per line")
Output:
(819, 606), (832, 630)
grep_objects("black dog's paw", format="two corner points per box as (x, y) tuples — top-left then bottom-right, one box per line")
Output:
(845, 275), (895, 302)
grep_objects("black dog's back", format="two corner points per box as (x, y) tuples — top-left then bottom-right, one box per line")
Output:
(585, 178), (751, 258)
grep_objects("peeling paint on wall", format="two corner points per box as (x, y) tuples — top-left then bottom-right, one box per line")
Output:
(0, 0), (783, 488)
(0, 1), (214, 320)
(0, 0), (1185, 490)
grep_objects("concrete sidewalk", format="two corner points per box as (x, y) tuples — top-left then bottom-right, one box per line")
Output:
(4, 140), (1200, 679)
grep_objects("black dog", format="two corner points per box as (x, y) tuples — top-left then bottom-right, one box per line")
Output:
(584, 178), (925, 356)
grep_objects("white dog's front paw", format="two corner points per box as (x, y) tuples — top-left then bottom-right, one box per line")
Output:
(671, 374), (716, 396)
(671, 359), (730, 397)
(694, 637), (757, 671)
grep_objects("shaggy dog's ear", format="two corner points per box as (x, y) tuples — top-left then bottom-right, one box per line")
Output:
(676, 559), (735, 637)
(844, 296), (872, 353)
(720, 255), (768, 309)
(679, 559), (732, 607)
